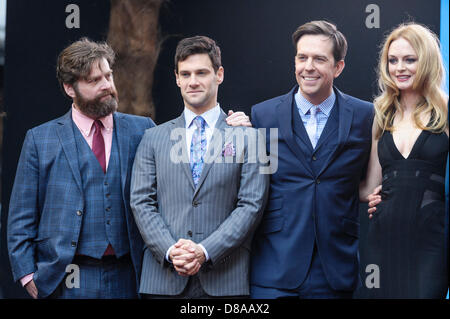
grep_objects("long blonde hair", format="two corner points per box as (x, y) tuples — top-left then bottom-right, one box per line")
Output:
(374, 23), (448, 139)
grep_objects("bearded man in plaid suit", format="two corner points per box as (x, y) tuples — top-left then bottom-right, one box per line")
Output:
(7, 38), (155, 299)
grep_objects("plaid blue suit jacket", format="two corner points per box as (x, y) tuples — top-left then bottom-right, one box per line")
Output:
(7, 110), (154, 298)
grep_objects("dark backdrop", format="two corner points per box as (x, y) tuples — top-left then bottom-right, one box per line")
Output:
(153, 0), (440, 123)
(0, 0), (441, 298)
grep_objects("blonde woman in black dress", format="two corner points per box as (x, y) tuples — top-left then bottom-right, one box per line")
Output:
(359, 23), (448, 298)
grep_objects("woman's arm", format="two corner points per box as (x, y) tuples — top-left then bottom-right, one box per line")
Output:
(359, 119), (383, 202)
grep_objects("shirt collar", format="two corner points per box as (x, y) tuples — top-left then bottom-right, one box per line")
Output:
(71, 104), (114, 137)
(294, 89), (336, 116)
(184, 104), (221, 129)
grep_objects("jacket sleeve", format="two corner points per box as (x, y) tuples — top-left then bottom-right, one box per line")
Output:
(199, 127), (270, 264)
(250, 105), (261, 129)
(7, 129), (40, 282)
(130, 130), (177, 266)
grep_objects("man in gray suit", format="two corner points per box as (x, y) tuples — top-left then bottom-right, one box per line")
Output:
(130, 36), (269, 298)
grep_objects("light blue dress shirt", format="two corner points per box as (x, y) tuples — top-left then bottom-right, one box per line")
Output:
(294, 89), (336, 148)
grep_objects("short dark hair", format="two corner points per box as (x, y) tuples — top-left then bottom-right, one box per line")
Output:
(56, 37), (115, 97)
(174, 36), (222, 73)
(292, 20), (347, 62)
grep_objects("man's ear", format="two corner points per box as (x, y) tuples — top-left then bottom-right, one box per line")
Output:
(174, 69), (181, 88)
(216, 66), (224, 85)
(334, 60), (345, 78)
(63, 83), (76, 99)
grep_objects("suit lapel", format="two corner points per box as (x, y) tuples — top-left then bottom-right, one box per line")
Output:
(277, 87), (313, 176)
(292, 103), (314, 151)
(114, 112), (131, 193)
(317, 88), (354, 177)
(170, 113), (196, 191)
(56, 110), (83, 193)
(313, 98), (339, 153)
(193, 110), (230, 196)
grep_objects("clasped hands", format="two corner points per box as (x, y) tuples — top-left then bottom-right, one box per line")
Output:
(169, 239), (206, 277)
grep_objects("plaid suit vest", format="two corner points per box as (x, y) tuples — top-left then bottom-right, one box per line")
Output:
(74, 125), (130, 259)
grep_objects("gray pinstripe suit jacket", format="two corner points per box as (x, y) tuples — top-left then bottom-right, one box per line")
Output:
(130, 109), (269, 296)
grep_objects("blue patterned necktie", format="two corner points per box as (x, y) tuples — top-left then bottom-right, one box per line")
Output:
(190, 116), (207, 187)
(306, 106), (318, 148)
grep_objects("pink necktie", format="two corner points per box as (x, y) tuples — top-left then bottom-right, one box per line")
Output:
(92, 120), (106, 173)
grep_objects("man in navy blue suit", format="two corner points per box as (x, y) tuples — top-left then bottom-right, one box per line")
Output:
(7, 38), (155, 298)
(250, 20), (373, 298)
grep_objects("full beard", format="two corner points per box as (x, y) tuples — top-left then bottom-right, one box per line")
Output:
(74, 88), (119, 119)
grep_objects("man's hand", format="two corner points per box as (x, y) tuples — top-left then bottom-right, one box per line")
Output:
(367, 185), (382, 219)
(169, 241), (197, 276)
(226, 110), (252, 127)
(25, 280), (38, 299)
(170, 239), (206, 277)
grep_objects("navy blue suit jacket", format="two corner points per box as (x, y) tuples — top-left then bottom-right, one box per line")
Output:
(250, 86), (373, 292)
(7, 110), (154, 298)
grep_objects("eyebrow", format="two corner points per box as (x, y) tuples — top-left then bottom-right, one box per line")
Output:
(297, 53), (328, 59)
(86, 70), (113, 81)
(179, 68), (210, 73)
(388, 54), (417, 58)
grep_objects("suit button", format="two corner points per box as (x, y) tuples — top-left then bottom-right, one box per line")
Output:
(104, 182), (108, 186)
(76, 210), (82, 216)
(187, 230), (193, 237)
(312, 155), (317, 161)
(106, 220), (111, 225)
(192, 201), (199, 207)
(316, 179), (320, 184)
(106, 207), (111, 212)
(106, 193), (111, 198)
(71, 241), (77, 247)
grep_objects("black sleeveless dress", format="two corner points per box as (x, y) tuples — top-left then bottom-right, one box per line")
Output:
(366, 129), (448, 298)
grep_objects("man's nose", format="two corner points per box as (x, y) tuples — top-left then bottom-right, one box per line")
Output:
(305, 58), (315, 71)
(100, 77), (112, 90)
(189, 74), (199, 86)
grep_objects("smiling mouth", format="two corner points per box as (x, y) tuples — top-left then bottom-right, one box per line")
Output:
(396, 75), (411, 82)
(302, 76), (320, 81)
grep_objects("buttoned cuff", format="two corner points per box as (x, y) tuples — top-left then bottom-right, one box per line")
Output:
(198, 244), (209, 261)
(165, 245), (175, 263)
